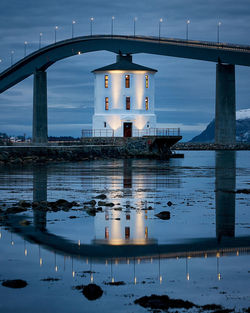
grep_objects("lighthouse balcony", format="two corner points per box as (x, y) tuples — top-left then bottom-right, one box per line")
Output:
(81, 127), (181, 138)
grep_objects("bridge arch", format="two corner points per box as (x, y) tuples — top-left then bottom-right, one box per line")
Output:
(1, 35), (250, 144)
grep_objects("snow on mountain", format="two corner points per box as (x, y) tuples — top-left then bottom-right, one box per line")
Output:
(190, 109), (250, 143)
(236, 109), (250, 120)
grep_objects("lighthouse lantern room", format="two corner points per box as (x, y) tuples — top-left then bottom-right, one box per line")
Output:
(92, 54), (157, 137)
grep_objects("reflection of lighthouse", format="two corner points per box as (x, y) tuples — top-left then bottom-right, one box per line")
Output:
(94, 208), (155, 245)
(93, 159), (156, 245)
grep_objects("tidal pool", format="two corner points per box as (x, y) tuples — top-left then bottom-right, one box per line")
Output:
(0, 151), (249, 313)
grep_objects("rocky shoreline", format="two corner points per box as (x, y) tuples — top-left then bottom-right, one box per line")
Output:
(173, 142), (250, 150)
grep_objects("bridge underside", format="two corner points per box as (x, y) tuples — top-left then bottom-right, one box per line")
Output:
(32, 62), (236, 145)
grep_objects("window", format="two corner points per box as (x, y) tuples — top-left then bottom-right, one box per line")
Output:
(145, 97), (149, 110)
(104, 122), (107, 128)
(104, 75), (108, 88)
(126, 97), (130, 110)
(125, 75), (130, 88)
(125, 227), (130, 239)
(145, 75), (149, 88)
(105, 97), (109, 110)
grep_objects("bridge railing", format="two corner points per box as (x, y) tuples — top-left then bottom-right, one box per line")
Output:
(82, 128), (180, 138)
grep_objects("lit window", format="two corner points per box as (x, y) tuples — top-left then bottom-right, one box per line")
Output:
(104, 122), (107, 128)
(125, 75), (130, 88)
(145, 75), (149, 88)
(104, 75), (108, 88)
(105, 97), (109, 110)
(145, 97), (149, 110)
(125, 227), (130, 239)
(105, 227), (109, 239)
(126, 97), (130, 110)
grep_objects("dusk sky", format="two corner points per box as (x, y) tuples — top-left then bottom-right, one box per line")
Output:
(1, 0), (250, 140)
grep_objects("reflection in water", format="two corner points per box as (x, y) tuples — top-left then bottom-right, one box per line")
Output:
(33, 166), (47, 231)
(215, 151), (236, 241)
(2, 154), (248, 262)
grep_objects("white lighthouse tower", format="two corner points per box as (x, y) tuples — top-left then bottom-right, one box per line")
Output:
(92, 54), (157, 137)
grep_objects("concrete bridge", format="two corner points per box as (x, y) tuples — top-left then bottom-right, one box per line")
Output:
(1, 35), (250, 144)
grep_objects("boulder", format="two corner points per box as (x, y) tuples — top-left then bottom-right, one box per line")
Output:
(82, 284), (103, 301)
(2, 279), (28, 289)
(155, 211), (170, 220)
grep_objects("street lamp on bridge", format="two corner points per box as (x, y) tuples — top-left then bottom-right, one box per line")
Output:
(10, 50), (14, 66)
(90, 17), (94, 36)
(159, 18), (163, 39)
(39, 33), (43, 49)
(134, 17), (138, 37)
(72, 20), (76, 38)
(54, 26), (58, 43)
(24, 41), (27, 57)
(111, 16), (115, 36)
(217, 22), (222, 44)
(186, 19), (190, 40)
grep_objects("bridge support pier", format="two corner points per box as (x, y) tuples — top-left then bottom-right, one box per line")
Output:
(215, 63), (236, 145)
(33, 70), (48, 144)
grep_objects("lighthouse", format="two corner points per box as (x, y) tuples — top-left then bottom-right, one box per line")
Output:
(92, 54), (157, 137)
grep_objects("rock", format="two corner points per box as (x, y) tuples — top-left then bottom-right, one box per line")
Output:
(18, 200), (31, 208)
(104, 281), (125, 286)
(147, 206), (153, 210)
(2, 279), (28, 289)
(98, 201), (115, 207)
(82, 284), (103, 301)
(155, 211), (170, 220)
(84, 200), (96, 206)
(6, 206), (27, 214)
(167, 201), (173, 207)
(94, 194), (107, 200)
(134, 295), (196, 310)
(40, 277), (61, 282)
(68, 215), (77, 219)
(236, 189), (250, 194)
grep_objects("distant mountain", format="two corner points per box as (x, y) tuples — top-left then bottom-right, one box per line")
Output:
(190, 109), (250, 143)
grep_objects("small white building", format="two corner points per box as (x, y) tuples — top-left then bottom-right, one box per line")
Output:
(92, 54), (157, 137)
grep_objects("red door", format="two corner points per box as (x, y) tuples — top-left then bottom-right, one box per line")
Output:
(123, 123), (132, 137)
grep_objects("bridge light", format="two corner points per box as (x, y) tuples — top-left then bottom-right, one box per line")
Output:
(72, 20), (76, 38)
(90, 17), (94, 36)
(217, 21), (222, 44)
(159, 18), (163, 39)
(186, 19), (190, 40)
(55, 26), (58, 43)
(10, 50), (14, 66)
(39, 33), (43, 49)
(134, 17), (138, 37)
(24, 41), (27, 57)
(111, 16), (115, 36)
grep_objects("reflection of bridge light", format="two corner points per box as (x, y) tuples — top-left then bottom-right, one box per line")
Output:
(55, 266), (58, 272)
(11, 240), (14, 246)
(236, 250), (239, 256)
(40, 258), (43, 266)
(134, 277), (137, 285)
(91, 274), (94, 282)
(186, 273), (190, 281)
(216, 252), (220, 258)
(137, 258), (140, 264)
(127, 258), (130, 265)
(112, 277), (114, 283)
(204, 253), (207, 258)
(78, 240), (80, 246)
(24, 248), (27, 256)
(160, 275), (163, 284)
(105, 259), (108, 266)
(217, 273), (221, 280)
